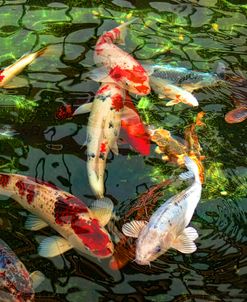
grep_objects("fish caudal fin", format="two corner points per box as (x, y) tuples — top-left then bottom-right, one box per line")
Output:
(116, 18), (139, 44)
(90, 197), (114, 226)
(38, 236), (72, 257)
(183, 156), (200, 183)
(171, 227), (198, 254)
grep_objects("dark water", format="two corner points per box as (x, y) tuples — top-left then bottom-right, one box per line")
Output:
(0, 0), (246, 301)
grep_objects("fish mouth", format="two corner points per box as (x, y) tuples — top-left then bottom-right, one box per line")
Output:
(134, 258), (150, 266)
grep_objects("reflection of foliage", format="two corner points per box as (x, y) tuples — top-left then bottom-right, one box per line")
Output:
(0, 94), (38, 123)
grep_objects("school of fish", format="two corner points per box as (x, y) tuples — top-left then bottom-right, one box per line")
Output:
(0, 17), (244, 300)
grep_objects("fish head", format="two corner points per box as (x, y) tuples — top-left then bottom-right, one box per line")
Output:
(135, 229), (167, 265)
(109, 65), (150, 95)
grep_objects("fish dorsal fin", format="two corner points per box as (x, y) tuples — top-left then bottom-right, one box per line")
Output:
(38, 236), (72, 258)
(87, 67), (115, 83)
(3, 76), (29, 89)
(171, 227), (198, 254)
(73, 103), (93, 116)
(25, 214), (49, 231)
(122, 220), (147, 238)
(90, 197), (114, 226)
(30, 271), (45, 289)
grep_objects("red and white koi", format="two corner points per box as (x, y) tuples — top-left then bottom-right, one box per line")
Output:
(122, 156), (202, 265)
(0, 173), (114, 259)
(90, 20), (150, 96)
(0, 239), (44, 302)
(0, 48), (48, 89)
(74, 83), (125, 198)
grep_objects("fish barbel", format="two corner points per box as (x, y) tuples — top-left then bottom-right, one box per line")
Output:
(122, 156), (202, 265)
(0, 173), (114, 259)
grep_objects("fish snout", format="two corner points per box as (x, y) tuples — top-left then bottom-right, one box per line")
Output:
(134, 257), (150, 266)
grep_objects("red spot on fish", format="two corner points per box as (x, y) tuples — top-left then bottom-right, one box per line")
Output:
(0, 174), (10, 187)
(71, 217), (112, 257)
(55, 104), (73, 120)
(96, 84), (109, 95)
(111, 94), (123, 111)
(15, 180), (35, 204)
(54, 195), (88, 225)
(175, 94), (181, 99)
(0, 70), (5, 82)
(109, 65), (149, 94)
(100, 142), (107, 154)
(96, 28), (120, 49)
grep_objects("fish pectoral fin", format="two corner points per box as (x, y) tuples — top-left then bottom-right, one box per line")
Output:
(122, 220), (147, 238)
(158, 94), (167, 99)
(142, 63), (154, 75)
(73, 103), (93, 116)
(30, 271), (45, 289)
(166, 99), (180, 106)
(178, 171), (194, 181)
(90, 197), (114, 226)
(88, 67), (115, 83)
(171, 227), (198, 254)
(25, 214), (49, 231)
(38, 236), (72, 258)
(181, 84), (194, 92)
(3, 76), (29, 89)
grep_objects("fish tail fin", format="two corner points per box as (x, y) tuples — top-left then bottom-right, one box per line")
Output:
(184, 156), (200, 183)
(117, 18), (138, 44)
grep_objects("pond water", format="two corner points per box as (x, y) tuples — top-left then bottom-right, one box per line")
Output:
(0, 0), (246, 301)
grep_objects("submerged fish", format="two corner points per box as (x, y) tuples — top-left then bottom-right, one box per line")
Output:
(0, 48), (48, 89)
(224, 73), (247, 123)
(0, 239), (44, 302)
(150, 112), (205, 183)
(144, 64), (222, 106)
(122, 156), (202, 265)
(90, 20), (150, 95)
(0, 174), (114, 259)
(74, 83), (124, 198)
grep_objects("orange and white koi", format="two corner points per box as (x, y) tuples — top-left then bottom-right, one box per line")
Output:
(122, 156), (202, 266)
(0, 239), (44, 302)
(0, 173), (114, 259)
(90, 20), (150, 95)
(0, 48), (48, 88)
(74, 83), (125, 198)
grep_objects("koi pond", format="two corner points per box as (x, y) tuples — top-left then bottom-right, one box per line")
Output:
(0, 0), (246, 301)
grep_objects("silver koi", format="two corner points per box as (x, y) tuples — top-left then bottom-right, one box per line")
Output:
(122, 156), (202, 265)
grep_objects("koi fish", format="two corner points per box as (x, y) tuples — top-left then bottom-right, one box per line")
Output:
(0, 173), (114, 259)
(0, 239), (44, 302)
(0, 48), (48, 89)
(122, 156), (202, 265)
(144, 64), (222, 106)
(121, 94), (150, 156)
(74, 83), (124, 198)
(150, 112), (205, 183)
(90, 20), (150, 95)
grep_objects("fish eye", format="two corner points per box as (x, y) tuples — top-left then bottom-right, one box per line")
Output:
(155, 246), (161, 253)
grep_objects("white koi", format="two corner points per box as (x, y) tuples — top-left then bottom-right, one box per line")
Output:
(122, 156), (202, 265)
